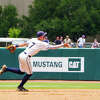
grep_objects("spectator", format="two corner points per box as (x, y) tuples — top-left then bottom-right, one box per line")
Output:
(60, 36), (64, 44)
(91, 39), (99, 48)
(43, 36), (49, 44)
(54, 36), (61, 45)
(77, 35), (86, 48)
(64, 35), (72, 47)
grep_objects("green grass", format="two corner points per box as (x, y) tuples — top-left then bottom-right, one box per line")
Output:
(0, 82), (100, 89)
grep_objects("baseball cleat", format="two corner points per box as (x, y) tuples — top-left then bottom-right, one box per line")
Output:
(17, 87), (29, 92)
(0, 65), (7, 75)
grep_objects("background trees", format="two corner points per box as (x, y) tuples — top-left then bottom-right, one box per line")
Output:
(25, 0), (100, 41)
(0, 0), (100, 41)
(0, 5), (19, 37)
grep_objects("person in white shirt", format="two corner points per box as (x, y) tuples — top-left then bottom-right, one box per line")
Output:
(77, 35), (86, 48)
(64, 35), (72, 48)
(0, 31), (66, 91)
(64, 35), (72, 44)
(91, 39), (99, 48)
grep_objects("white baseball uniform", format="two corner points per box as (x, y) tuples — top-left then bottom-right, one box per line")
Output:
(18, 38), (50, 74)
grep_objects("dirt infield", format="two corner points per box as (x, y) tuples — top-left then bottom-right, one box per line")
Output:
(0, 80), (100, 100)
(0, 89), (100, 100)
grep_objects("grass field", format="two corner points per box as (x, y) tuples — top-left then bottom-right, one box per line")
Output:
(0, 81), (100, 89)
(1, 81), (100, 100)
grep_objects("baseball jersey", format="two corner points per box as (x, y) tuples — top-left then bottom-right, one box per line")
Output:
(23, 38), (49, 56)
(23, 38), (63, 57)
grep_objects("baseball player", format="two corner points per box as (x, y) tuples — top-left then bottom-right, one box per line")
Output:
(0, 31), (66, 92)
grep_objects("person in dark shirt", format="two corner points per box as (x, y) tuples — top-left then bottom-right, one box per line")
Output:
(54, 36), (61, 45)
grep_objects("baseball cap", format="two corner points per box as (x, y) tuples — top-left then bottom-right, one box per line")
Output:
(82, 35), (85, 38)
(37, 31), (47, 37)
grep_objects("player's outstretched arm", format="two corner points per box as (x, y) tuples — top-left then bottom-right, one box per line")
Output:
(15, 42), (28, 47)
(48, 43), (69, 50)
(49, 44), (63, 49)
(6, 43), (28, 53)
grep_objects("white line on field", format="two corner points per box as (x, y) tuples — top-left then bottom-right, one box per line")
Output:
(0, 85), (62, 88)
(0, 85), (86, 88)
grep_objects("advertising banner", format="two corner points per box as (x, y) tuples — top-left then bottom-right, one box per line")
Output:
(31, 57), (84, 72)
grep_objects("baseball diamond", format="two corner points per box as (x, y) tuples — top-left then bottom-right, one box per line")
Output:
(0, 80), (100, 100)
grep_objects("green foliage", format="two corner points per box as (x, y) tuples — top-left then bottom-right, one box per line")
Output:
(0, 0), (100, 41)
(8, 27), (21, 38)
(0, 5), (19, 37)
(23, 0), (100, 41)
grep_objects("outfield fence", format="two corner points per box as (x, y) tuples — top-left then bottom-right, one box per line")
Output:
(0, 48), (100, 80)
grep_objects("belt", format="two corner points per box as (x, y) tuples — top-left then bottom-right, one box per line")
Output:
(24, 52), (31, 57)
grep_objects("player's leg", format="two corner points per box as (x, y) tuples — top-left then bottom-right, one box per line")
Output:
(0, 52), (26, 75)
(0, 65), (25, 75)
(6, 66), (25, 74)
(17, 54), (33, 91)
(0, 65), (7, 75)
(17, 74), (32, 91)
